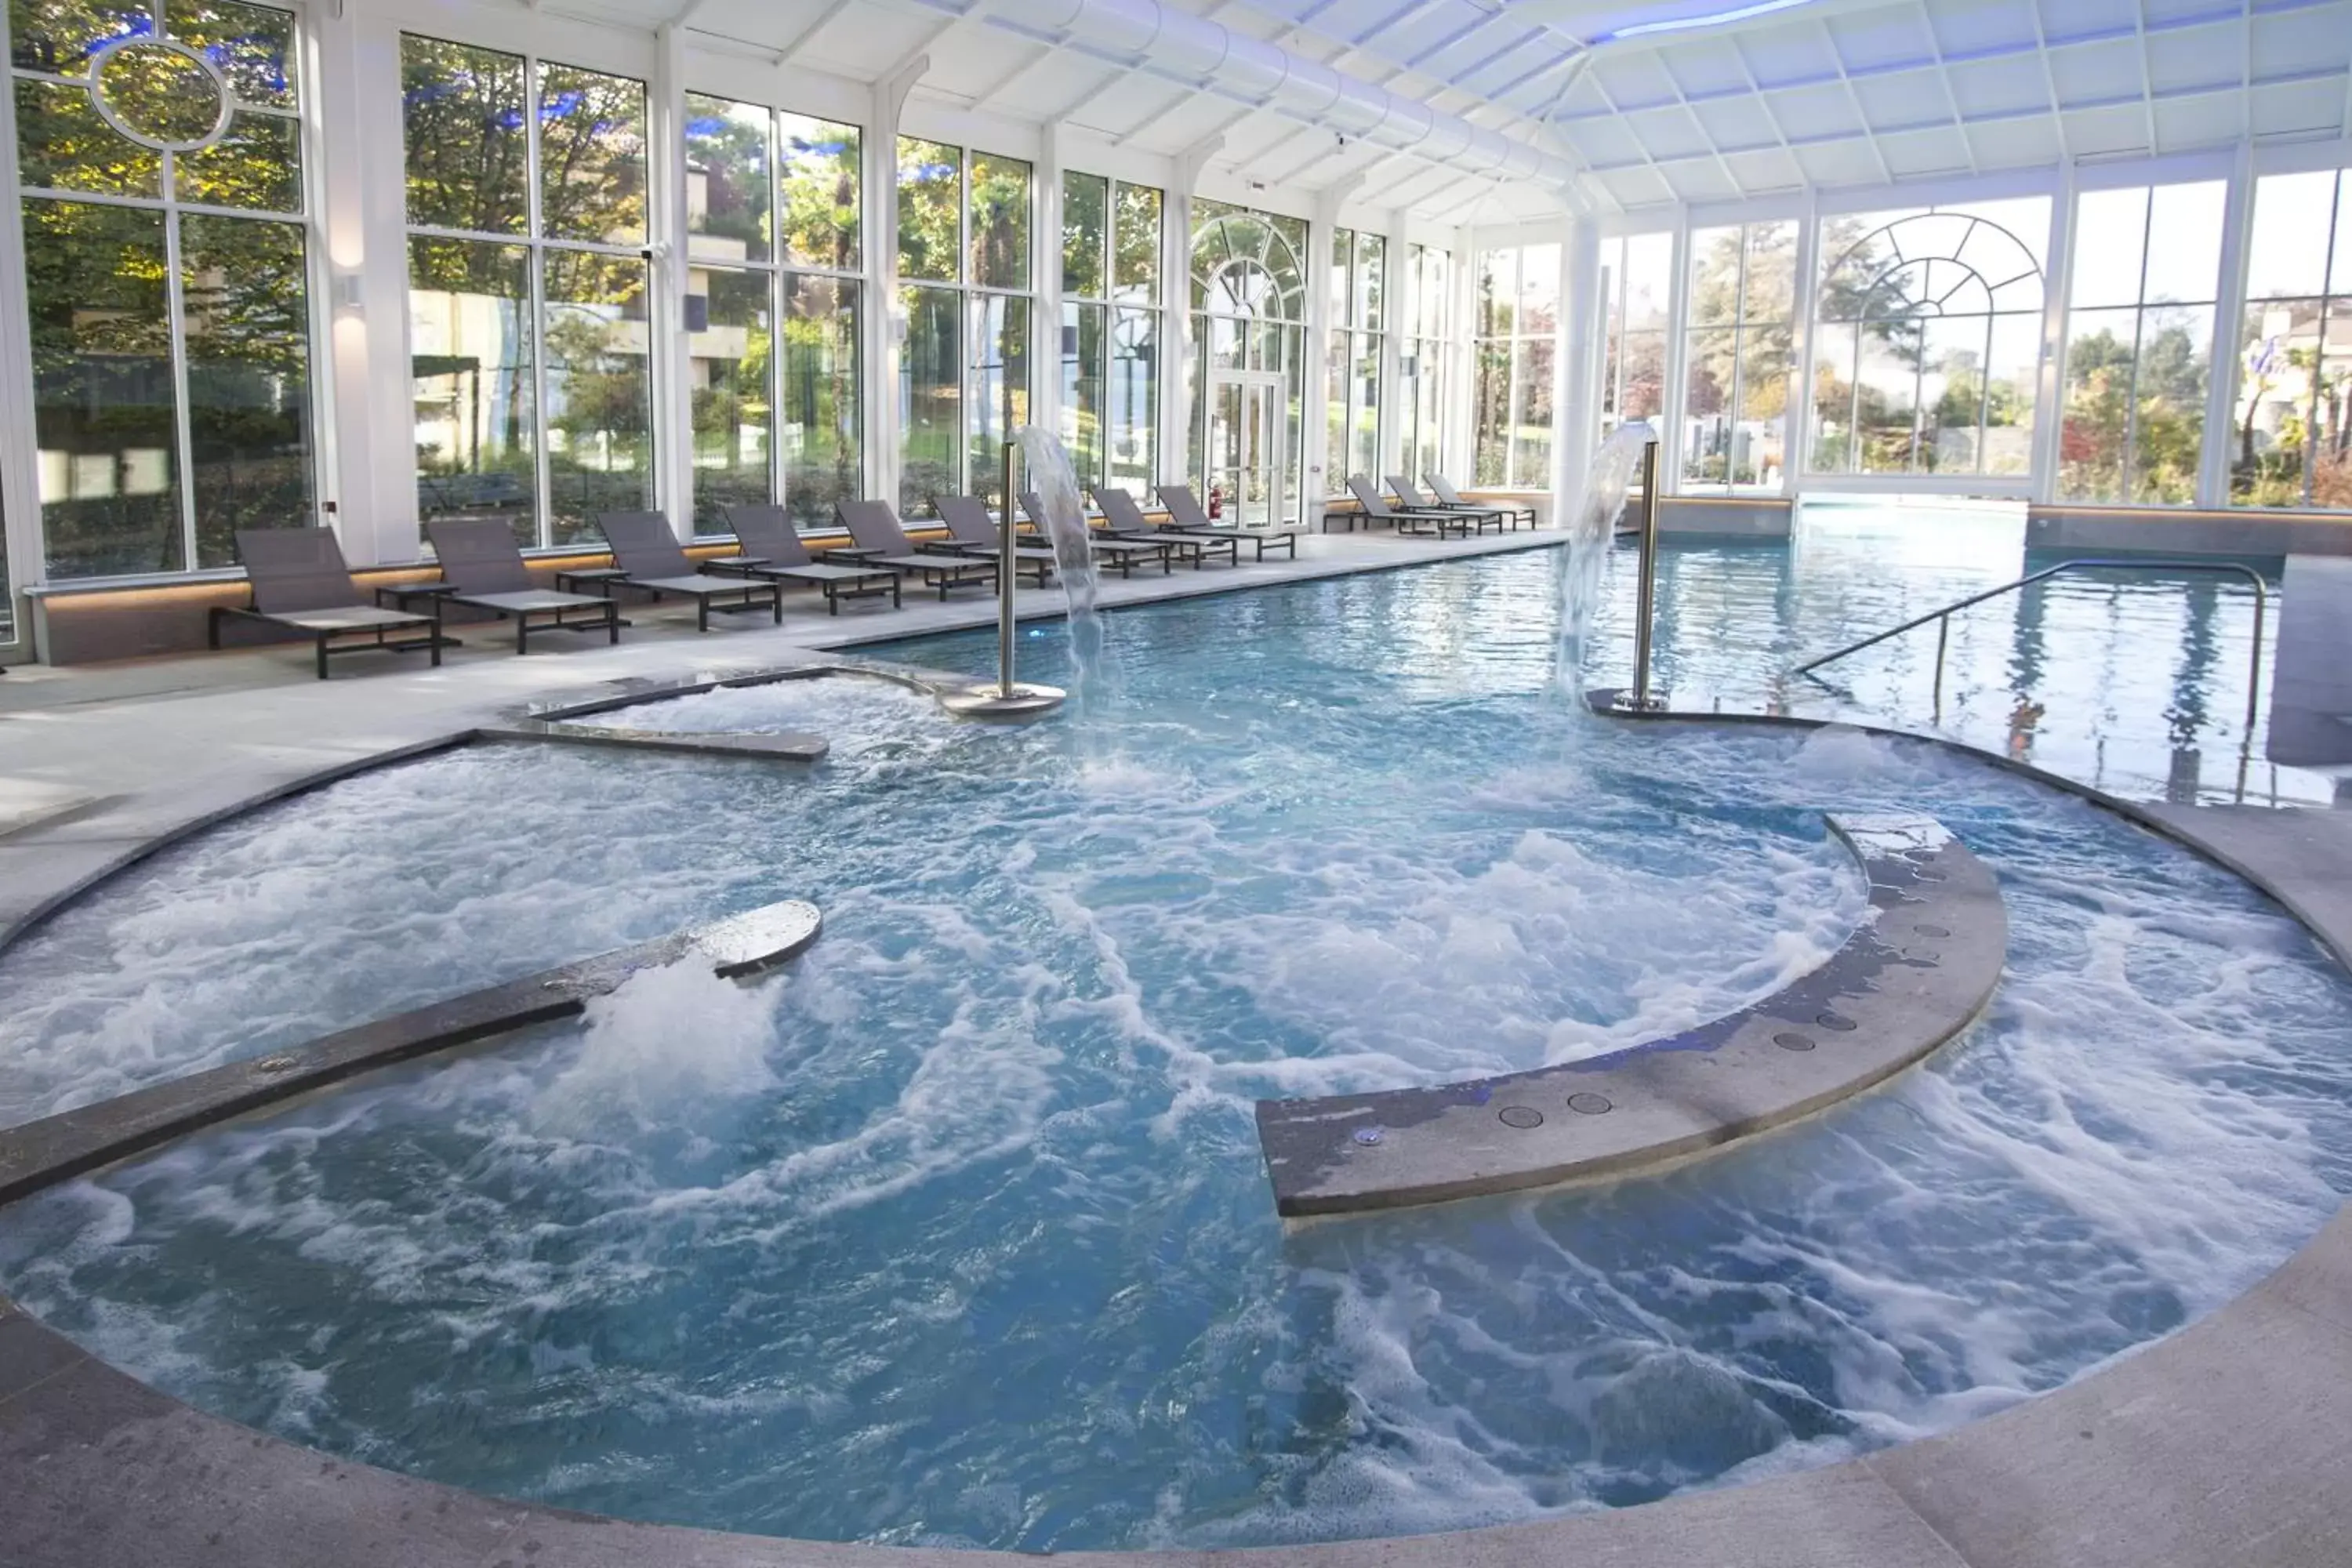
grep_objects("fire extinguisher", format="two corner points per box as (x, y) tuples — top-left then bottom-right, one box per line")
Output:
(1208, 483), (1224, 520)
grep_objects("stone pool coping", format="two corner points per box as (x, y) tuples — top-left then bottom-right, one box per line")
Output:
(1, 632), (2348, 1564)
(1259, 812), (2007, 1214)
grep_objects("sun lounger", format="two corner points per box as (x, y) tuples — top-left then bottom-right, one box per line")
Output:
(701, 506), (902, 615)
(1094, 487), (1240, 568)
(929, 495), (1058, 586)
(396, 518), (622, 652)
(1157, 484), (1300, 561)
(1018, 492), (1172, 576)
(579, 512), (783, 631)
(211, 528), (452, 680)
(830, 501), (1000, 600)
(1387, 474), (1506, 533)
(1345, 474), (1475, 538)
(1427, 474), (1537, 529)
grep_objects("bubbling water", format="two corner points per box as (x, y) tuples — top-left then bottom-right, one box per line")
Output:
(1556, 423), (1654, 691)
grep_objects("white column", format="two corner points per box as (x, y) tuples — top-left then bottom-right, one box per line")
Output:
(1305, 193), (1341, 501)
(2201, 143), (2258, 510)
(867, 56), (927, 517)
(1161, 136), (1222, 491)
(1555, 211), (1602, 521)
(1033, 123), (1063, 508)
(1784, 190), (1821, 499)
(1658, 212), (1693, 495)
(652, 25), (695, 539)
(1381, 205), (1410, 480)
(2030, 169), (2075, 506)
(1446, 223), (1479, 481)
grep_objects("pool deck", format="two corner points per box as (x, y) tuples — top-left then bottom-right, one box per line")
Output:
(2, 524), (2351, 1567)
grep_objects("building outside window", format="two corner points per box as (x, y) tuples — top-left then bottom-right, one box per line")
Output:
(2060, 182), (2226, 506)
(403, 35), (651, 549)
(1189, 199), (1308, 528)
(1599, 231), (1671, 446)
(2230, 167), (2352, 510)
(1397, 242), (1448, 486)
(898, 137), (1029, 518)
(1327, 226), (1384, 485)
(1682, 221), (1793, 492)
(1472, 243), (1557, 488)
(683, 96), (861, 532)
(1060, 171), (1161, 499)
(1809, 200), (2045, 481)
(13, 0), (314, 604)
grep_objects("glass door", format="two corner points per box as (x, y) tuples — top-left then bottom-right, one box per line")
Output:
(1208, 370), (1284, 529)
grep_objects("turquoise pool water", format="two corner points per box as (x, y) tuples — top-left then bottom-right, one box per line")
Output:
(1, 550), (2346, 1550)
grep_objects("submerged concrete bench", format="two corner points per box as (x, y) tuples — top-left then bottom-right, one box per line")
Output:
(1256, 812), (2003, 1216)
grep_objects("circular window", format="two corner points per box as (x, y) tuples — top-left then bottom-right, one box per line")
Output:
(92, 40), (230, 152)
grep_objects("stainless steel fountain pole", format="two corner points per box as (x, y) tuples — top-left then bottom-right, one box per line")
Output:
(999, 441), (1018, 699)
(1628, 437), (1663, 710)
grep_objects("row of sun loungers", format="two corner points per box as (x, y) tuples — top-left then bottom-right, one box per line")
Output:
(1326, 474), (1538, 535)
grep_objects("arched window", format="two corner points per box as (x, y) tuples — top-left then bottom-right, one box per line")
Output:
(1190, 201), (1307, 528)
(1809, 201), (2049, 480)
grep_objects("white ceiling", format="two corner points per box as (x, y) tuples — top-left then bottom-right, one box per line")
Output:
(584, 0), (2352, 222)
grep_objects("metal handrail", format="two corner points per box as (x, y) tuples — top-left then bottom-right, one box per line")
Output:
(1790, 557), (2270, 734)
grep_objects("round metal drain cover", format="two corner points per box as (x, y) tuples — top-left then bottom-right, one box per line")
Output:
(1773, 1031), (1817, 1051)
(1915, 923), (1951, 938)
(1566, 1092), (1612, 1116)
(1498, 1105), (1544, 1129)
(1817, 1011), (1859, 1032)
(1352, 1127), (1385, 1146)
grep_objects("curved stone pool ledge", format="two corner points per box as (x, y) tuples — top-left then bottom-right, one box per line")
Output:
(1259, 812), (2005, 1215)
(2, 699), (2350, 1565)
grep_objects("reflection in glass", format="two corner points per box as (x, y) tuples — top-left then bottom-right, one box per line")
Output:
(536, 63), (646, 245)
(182, 213), (312, 567)
(176, 110), (298, 209)
(969, 152), (1029, 292)
(9, 0), (149, 74)
(689, 265), (771, 532)
(685, 93), (771, 265)
(780, 274), (859, 528)
(409, 238), (536, 546)
(170, 0), (297, 107)
(541, 249), (652, 543)
(1062, 170), (1106, 299)
(15, 74), (158, 194)
(895, 137), (959, 284)
(899, 283), (960, 514)
(24, 200), (180, 578)
(778, 113), (858, 271)
(401, 36), (527, 235)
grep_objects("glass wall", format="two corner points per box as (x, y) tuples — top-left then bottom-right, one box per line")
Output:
(1061, 171), (1161, 498)
(1810, 200), (2045, 481)
(1599, 231), (1672, 442)
(405, 36), (649, 547)
(15, 0), (314, 584)
(1328, 227), (1385, 484)
(1682, 220), (1793, 492)
(2060, 182), (2225, 505)
(1190, 199), (1308, 526)
(1398, 243), (1449, 485)
(1472, 243), (1558, 488)
(897, 138), (1030, 517)
(683, 97), (861, 532)
(2231, 167), (2352, 510)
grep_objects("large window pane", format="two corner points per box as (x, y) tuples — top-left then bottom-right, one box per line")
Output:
(2142, 182), (2225, 306)
(2233, 297), (2323, 506)
(2070, 188), (2148, 309)
(1917, 315), (1984, 474)
(1351, 336), (1381, 481)
(685, 93), (771, 264)
(25, 200), (180, 578)
(1325, 331), (1347, 483)
(1984, 314), (2038, 476)
(1109, 307), (1156, 497)
(1736, 326), (1789, 487)
(1857, 323), (1922, 473)
(536, 63), (646, 245)
(899, 284), (960, 513)
(541, 249), (651, 543)
(1682, 328), (1734, 486)
(1688, 227), (1741, 326)
(2243, 171), (2335, 300)
(9, 0), (150, 74)
(779, 113), (858, 271)
(2314, 299), (2352, 509)
(409, 241), (536, 544)
(1065, 299), (1105, 488)
(1810, 321), (1859, 472)
(2132, 305), (2212, 504)
(1356, 232), (1387, 334)
(970, 152), (1029, 292)
(1473, 339), (1508, 484)
(689, 265), (771, 532)
(176, 110), (299, 211)
(2060, 308), (2136, 502)
(16, 75), (158, 195)
(896, 137), (959, 283)
(969, 292), (1029, 513)
(1112, 183), (1160, 303)
(781, 274), (859, 528)
(1062, 170), (1106, 299)
(183, 214), (312, 567)
(401, 36), (526, 235)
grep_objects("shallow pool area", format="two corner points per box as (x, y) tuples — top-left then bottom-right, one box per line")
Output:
(1, 550), (2348, 1552)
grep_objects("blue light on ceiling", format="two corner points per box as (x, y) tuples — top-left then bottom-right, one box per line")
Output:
(1595, 0), (1822, 43)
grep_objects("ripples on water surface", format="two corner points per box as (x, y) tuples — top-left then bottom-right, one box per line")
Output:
(1, 547), (2345, 1550)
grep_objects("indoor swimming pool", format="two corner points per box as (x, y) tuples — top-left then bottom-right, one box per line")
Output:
(0, 547), (2342, 1551)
